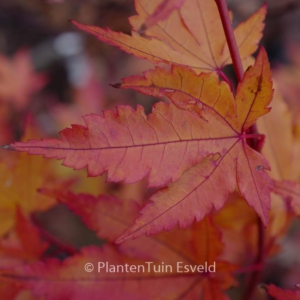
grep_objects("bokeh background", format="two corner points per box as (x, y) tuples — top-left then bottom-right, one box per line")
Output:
(0, 0), (300, 299)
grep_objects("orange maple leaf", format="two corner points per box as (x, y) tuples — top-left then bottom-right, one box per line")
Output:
(72, 0), (266, 73)
(114, 48), (272, 133)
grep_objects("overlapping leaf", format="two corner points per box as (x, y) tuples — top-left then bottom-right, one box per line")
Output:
(47, 191), (140, 243)
(72, 0), (266, 73)
(1, 191), (237, 299)
(116, 145), (271, 242)
(114, 48), (272, 133)
(0, 243), (235, 300)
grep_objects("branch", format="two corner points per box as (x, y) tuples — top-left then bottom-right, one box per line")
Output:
(215, 0), (244, 83)
(215, 1), (266, 299)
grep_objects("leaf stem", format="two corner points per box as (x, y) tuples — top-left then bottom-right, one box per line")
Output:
(215, 0), (244, 82)
(215, 1), (266, 299)
(240, 134), (265, 140)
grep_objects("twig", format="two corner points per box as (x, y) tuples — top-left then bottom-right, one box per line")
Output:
(215, 0), (244, 83)
(215, 1), (266, 299)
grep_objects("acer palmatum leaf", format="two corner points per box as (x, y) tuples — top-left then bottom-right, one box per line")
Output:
(0, 218), (237, 299)
(115, 145), (272, 243)
(8, 48), (273, 240)
(52, 191), (230, 262)
(8, 103), (271, 240)
(72, 0), (266, 73)
(114, 48), (272, 133)
(9, 102), (240, 188)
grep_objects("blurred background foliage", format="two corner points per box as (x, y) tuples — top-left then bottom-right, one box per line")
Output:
(0, 0), (300, 297)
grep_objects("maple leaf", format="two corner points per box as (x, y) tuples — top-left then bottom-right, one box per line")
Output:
(116, 150), (271, 243)
(266, 284), (300, 300)
(71, 0), (266, 73)
(47, 189), (234, 265)
(0, 244), (233, 300)
(113, 47), (272, 133)
(41, 189), (292, 299)
(7, 48), (273, 240)
(111, 49), (273, 241)
(0, 192), (237, 300)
